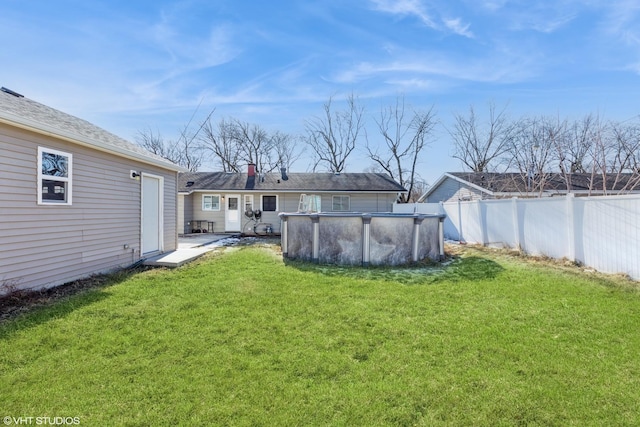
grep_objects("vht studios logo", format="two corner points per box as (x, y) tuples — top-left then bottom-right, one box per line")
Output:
(3, 417), (80, 425)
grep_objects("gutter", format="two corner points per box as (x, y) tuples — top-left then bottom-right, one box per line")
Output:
(0, 113), (187, 172)
(178, 189), (405, 194)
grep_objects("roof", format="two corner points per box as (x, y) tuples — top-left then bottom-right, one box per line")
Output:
(179, 171), (407, 193)
(422, 172), (640, 200)
(0, 88), (185, 172)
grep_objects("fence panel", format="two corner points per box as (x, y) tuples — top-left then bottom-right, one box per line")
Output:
(417, 195), (640, 280)
(579, 196), (640, 278)
(519, 197), (569, 259)
(393, 203), (442, 214)
(483, 199), (516, 246)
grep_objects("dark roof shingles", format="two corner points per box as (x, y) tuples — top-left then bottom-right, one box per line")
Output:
(179, 172), (406, 192)
(449, 172), (640, 193)
(0, 90), (175, 167)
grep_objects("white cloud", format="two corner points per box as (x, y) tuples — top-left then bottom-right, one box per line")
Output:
(601, 0), (640, 45)
(443, 18), (474, 38)
(384, 78), (438, 90)
(329, 44), (539, 89)
(474, 1), (577, 34)
(477, 0), (509, 12)
(370, 0), (437, 28)
(369, 0), (473, 38)
(527, 13), (576, 33)
(150, 16), (239, 71)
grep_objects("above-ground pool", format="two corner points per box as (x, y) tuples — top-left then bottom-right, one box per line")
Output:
(279, 212), (446, 266)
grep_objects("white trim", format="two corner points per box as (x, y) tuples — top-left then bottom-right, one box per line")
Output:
(179, 189), (402, 195)
(332, 194), (351, 211)
(202, 194), (221, 211)
(446, 173), (494, 195)
(37, 146), (72, 205)
(244, 194), (254, 212)
(0, 113), (186, 172)
(141, 173), (164, 254)
(418, 173), (495, 202)
(261, 194), (279, 212)
(224, 194), (241, 232)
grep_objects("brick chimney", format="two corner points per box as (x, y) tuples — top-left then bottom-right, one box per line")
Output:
(248, 163), (256, 177)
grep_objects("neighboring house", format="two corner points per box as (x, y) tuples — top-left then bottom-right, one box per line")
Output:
(0, 87), (185, 293)
(421, 172), (640, 203)
(178, 164), (407, 235)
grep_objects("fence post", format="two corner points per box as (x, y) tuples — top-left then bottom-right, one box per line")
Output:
(457, 199), (464, 243)
(280, 214), (288, 257)
(478, 199), (486, 245)
(566, 193), (576, 262)
(362, 214), (372, 266)
(511, 197), (520, 251)
(438, 216), (445, 260)
(311, 214), (320, 263)
(411, 216), (425, 262)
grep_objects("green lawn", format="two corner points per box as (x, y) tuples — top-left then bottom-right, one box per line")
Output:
(1, 242), (639, 426)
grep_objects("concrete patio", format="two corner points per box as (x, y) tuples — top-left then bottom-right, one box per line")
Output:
(143, 233), (239, 268)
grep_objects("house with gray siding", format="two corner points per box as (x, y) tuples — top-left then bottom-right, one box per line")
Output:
(421, 172), (640, 203)
(179, 165), (406, 235)
(0, 87), (185, 294)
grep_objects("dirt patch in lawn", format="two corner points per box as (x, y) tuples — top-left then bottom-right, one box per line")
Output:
(0, 270), (143, 323)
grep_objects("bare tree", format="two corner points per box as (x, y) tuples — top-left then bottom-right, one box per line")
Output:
(232, 119), (272, 172)
(200, 118), (241, 172)
(565, 114), (597, 173)
(553, 114), (595, 192)
(269, 131), (302, 172)
(505, 116), (559, 196)
(595, 119), (640, 193)
(408, 179), (429, 202)
(136, 127), (172, 158)
(136, 127), (203, 172)
(304, 93), (365, 172)
(366, 96), (436, 202)
(135, 104), (214, 172)
(200, 117), (299, 174)
(449, 102), (515, 172)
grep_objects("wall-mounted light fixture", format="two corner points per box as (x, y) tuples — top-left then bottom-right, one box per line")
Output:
(130, 170), (140, 179)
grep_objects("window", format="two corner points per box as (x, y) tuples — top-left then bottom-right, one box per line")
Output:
(244, 195), (254, 213)
(202, 194), (221, 211)
(262, 195), (278, 212)
(38, 147), (72, 205)
(332, 195), (350, 211)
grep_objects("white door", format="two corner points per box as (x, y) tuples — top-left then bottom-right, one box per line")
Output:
(141, 174), (163, 254)
(225, 195), (241, 231)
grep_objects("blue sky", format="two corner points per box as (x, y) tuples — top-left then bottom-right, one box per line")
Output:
(2, 0), (640, 183)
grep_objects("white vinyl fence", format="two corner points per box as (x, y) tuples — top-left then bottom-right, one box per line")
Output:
(394, 194), (640, 280)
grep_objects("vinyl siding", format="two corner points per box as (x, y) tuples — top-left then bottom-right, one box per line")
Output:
(0, 123), (178, 293)
(177, 193), (186, 234)
(181, 191), (399, 235)
(162, 172), (178, 251)
(425, 177), (485, 202)
(185, 193), (225, 233)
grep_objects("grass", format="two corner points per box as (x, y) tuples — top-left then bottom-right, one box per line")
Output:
(1, 242), (640, 426)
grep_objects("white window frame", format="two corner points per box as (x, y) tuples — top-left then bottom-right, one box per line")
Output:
(37, 146), (72, 205)
(244, 195), (254, 213)
(202, 194), (221, 211)
(261, 194), (278, 212)
(332, 195), (350, 211)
